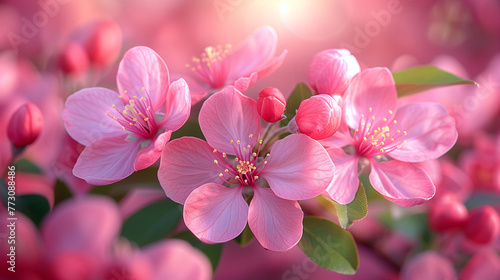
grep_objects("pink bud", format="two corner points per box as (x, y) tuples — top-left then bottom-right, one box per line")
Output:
(59, 42), (89, 75)
(308, 49), (360, 96)
(86, 21), (122, 67)
(257, 87), (286, 123)
(464, 205), (500, 245)
(295, 95), (341, 140)
(7, 103), (43, 148)
(428, 197), (468, 232)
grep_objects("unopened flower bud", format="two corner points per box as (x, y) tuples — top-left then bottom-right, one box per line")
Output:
(464, 205), (500, 245)
(295, 95), (341, 140)
(86, 21), (122, 67)
(257, 87), (286, 123)
(308, 49), (360, 96)
(428, 197), (468, 232)
(59, 42), (89, 75)
(7, 103), (43, 148)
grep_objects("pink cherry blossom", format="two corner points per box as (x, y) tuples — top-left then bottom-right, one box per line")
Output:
(181, 26), (287, 104)
(158, 87), (335, 251)
(401, 251), (457, 280)
(62, 46), (191, 185)
(321, 67), (457, 206)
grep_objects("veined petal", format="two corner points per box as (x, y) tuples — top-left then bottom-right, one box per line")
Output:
(199, 87), (260, 154)
(232, 72), (258, 93)
(184, 183), (248, 244)
(117, 46), (169, 110)
(158, 137), (223, 204)
(174, 74), (210, 105)
(62, 87), (124, 146)
(134, 131), (172, 171)
(73, 136), (140, 185)
(389, 103), (457, 162)
(369, 160), (436, 207)
(228, 26), (278, 80)
(41, 196), (120, 261)
(256, 49), (288, 79)
(248, 187), (303, 252)
(261, 134), (334, 200)
(344, 68), (397, 129)
(324, 148), (360, 204)
(161, 78), (191, 132)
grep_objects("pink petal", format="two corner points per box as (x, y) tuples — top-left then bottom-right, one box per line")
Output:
(120, 188), (166, 220)
(256, 49), (287, 79)
(116, 46), (169, 110)
(199, 87), (260, 154)
(74, 136), (140, 185)
(135, 131), (172, 171)
(344, 68), (398, 129)
(389, 103), (458, 162)
(62, 87), (123, 146)
(174, 74), (209, 105)
(228, 26), (278, 80)
(232, 72), (258, 93)
(318, 119), (354, 148)
(184, 183), (248, 244)
(143, 239), (212, 280)
(261, 134), (335, 200)
(41, 196), (120, 262)
(161, 78), (191, 132)
(324, 148), (360, 204)
(158, 137), (223, 204)
(369, 160), (435, 207)
(401, 251), (457, 280)
(248, 187), (304, 252)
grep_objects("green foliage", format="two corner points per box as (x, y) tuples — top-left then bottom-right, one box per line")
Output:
(281, 82), (312, 126)
(393, 66), (476, 96)
(298, 217), (359, 275)
(331, 183), (368, 229)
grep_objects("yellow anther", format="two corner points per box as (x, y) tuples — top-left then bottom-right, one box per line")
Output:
(133, 96), (138, 99)
(397, 130), (401, 133)
(142, 87), (145, 91)
(219, 173), (223, 177)
(214, 160), (219, 164)
(371, 116), (375, 120)
(122, 127), (125, 130)
(247, 145), (251, 149)
(252, 152), (257, 157)
(224, 169), (229, 173)
(230, 140), (234, 144)
(264, 161), (268, 164)
(147, 106), (151, 110)
(222, 153), (227, 157)
(129, 122), (133, 126)
(386, 133), (390, 137)
(383, 118), (387, 122)
(106, 111), (109, 115)
(363, 137), (368, 141)
(243, 148), (247, 152)
(369, 107), (373, 112)
(403, 131), (407, 135)
(380, 148), (384, 152)
(249, 134), (253, 138)
(391, 138), (394, 141)
(397, 145), (402, 149)
(113, 117), (117, 120)
(144, 118), (149, 121)
(388, 110), (393, 114)
(393, 120), (397, 124)
(355, 129), (359, 132)
(403, 140), (407, 143)
(254, 176), (259, 180)
(244, 179), (248, 184)
(112, 105), (116, 108)
(259, 140), (263, 144)
(213, 149), (217, 153)
(266, 153), (270, 157)
(237, 140), (241, 144)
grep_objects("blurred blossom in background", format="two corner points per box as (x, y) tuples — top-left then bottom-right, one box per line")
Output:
(1, 0), (500, 279)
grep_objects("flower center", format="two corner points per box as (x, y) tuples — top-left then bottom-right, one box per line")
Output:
(185, 44), (232, 89)
(352, 108), (407, 157)
(106, 88), (158, 139)
(212, 134), (269, 187)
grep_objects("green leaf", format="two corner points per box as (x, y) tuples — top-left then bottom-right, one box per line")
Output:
(121, 199), (182, 247)
(298, 217), (359, 275)
(332, 183), (368, 229)
(16, 194), (50, 227)
(281, 82), (312, 126)
(393, 66), (476, 96)
(14, 158), (42, 174)
(234, 224), (254, 247)
(173, 230), (223, 272)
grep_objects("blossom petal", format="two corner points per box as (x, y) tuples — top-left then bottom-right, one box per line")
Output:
(73, 136), (140, 185)
(389, 103), (457, 162)
(248, 187), (303, 252)
(401, 251), (457, 280)
(143, 239), (212, 280)
(369, 160), (436, 206)
(228, 26), (278, 80)
(256, 49), (287, 79)
(199, 87), (260, 154)
(174, 74), (210, 105)
(161, 78), (191, 132)
(41, 196), (120, 262)
(324, 148), (360, 204)
(158, 137), (223, 204)
(117, 46), (169, 110)
(134, 131), (172, 171)
(62, 87), (123, 146)
(261, 134), (335, 200)
(184, 183), (248, 244)
(344, 68), (397, 129)
(232, 72), (258, 93)
(318, 116), (354, 148)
